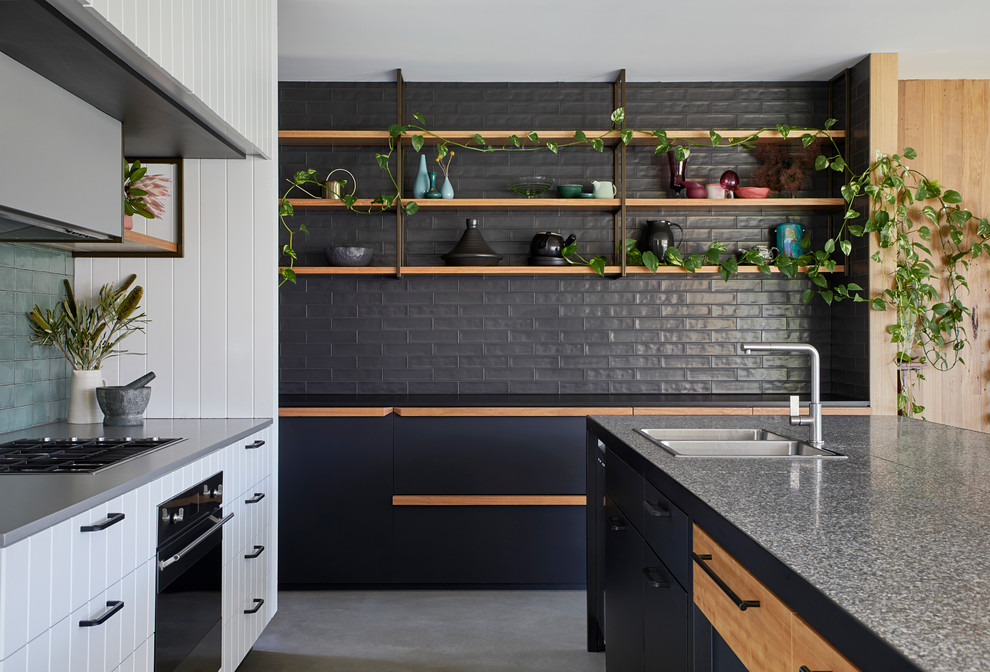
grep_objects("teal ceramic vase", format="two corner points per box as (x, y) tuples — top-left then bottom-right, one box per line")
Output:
(441, 175), (454, 199)
(413, 154), (429, 199)
(426, 172), (442, 198)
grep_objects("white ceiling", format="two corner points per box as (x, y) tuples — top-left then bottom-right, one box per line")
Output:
(278, 0), (990, 82)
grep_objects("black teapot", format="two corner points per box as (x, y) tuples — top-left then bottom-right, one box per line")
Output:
(529, 231), (576, 266)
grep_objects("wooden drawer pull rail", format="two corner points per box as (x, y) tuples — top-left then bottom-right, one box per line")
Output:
(691, 552), (761, 611)
(392, 495), (586, 506)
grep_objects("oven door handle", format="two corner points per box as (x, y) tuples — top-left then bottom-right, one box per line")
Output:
(158, 512), (234, 571)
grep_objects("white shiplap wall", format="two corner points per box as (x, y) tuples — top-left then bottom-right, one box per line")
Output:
(73, 0), (278, 419)
(79, 0), (274, 156)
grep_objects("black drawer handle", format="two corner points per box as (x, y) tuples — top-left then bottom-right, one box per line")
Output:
(642, 567), (670, 590)
(244, 492), (266, 504)
(244, 545), (265, 559)
(244, 598), (264, 614)
(799, 667), (831, 672)
(79, 600), (124, 627)
(692, 552), (760, 611)
(608, 517), (626, 532)
(643, 500), (671, 518)
(80, 512), (125, 532)
(245, 440), (265, 450)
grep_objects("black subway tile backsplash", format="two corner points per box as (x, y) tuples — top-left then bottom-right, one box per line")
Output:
(278, 79), (869, 398)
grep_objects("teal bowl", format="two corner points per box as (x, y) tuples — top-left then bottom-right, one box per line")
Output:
(557, 184), (583, 198)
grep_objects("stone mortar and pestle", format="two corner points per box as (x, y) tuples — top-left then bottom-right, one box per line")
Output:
(96, 372), (155, 426)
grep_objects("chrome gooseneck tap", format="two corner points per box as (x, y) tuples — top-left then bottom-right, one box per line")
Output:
(741, 343), (823, 448)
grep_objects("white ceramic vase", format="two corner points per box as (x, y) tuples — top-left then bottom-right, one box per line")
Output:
(68, 369), (105, 424)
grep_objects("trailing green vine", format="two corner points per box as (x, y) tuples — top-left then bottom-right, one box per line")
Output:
(278, 110), (990, 416)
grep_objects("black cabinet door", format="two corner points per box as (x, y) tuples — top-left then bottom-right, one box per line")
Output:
(606, 502), (645, 672)
(278, 416), (393, 585)
(393, 505), (585, 584)
(643, 551), (689, 672)
(393, 416), (585, 494)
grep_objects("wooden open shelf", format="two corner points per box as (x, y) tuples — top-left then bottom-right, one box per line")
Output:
(286, 197), (844, 211)
(58, 229), (180, 257)
(284, 265), (845, 276)
(279, 129), (846, 147)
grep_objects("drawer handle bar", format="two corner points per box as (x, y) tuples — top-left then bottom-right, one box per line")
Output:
(642, 567), (670, 589)
(691, 552), (761, 611)
(608, 517), (626, 532)
(80, 512), (125, 532)
(244, 598), (265, 614)
(643, 500), (671, 518)
(79, 600), (124, 627)
(158, 512), (234, 570)
(244, 545), (265, 559)
(799, 667), (831, 672)
(245, 492), (266, 504)
(245, 440), (265, 450)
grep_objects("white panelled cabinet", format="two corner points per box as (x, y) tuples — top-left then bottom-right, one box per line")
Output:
(0, 424), (274, 672)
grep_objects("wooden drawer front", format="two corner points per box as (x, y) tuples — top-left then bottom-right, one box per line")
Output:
(792, 614), (862, 672)
(605, 449), (644, 534)
(643, 481), (690, 590)
(394, 506), (585, 584)
(393, 417), (584, 495)
(692, 525), (792, 672)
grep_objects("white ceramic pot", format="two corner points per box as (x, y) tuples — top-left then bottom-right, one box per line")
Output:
(67, 369), (106, 424)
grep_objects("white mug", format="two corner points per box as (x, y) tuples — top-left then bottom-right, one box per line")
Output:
(705, 184), (725, 199)
(592, 181), (616, 199)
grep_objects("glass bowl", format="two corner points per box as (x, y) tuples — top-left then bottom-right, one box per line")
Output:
(509, 176), (553, 198)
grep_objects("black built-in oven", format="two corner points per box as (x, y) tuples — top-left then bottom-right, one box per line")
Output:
(155, 472), (230, 672)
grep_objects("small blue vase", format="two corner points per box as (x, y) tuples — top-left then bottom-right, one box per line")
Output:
(413, 154), (429, 199)
(441, 175), (454, 199)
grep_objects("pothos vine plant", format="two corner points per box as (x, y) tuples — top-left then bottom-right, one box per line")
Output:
(278, 108), (990, 417)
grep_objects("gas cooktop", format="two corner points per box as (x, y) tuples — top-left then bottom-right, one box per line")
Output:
(0, 436), (183, 474)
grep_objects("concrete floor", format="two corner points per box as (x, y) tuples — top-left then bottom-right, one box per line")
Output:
(237, 590), (605, 672)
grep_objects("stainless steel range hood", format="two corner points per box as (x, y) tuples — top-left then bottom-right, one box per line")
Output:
(0, 48), (122, 242)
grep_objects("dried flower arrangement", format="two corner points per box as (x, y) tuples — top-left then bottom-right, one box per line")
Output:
(751, 138), (823, 197)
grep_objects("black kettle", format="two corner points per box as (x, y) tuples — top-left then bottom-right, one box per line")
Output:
(638, 220), (682, 261)
(529, 231), (576, 266)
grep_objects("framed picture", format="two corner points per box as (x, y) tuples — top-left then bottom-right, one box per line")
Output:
(74, 158), (183, 257)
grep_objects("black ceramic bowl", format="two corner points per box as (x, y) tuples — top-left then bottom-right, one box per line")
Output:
(325, 246), (373, 267)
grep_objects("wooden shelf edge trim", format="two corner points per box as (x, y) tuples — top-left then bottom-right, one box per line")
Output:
(633, 407), (755, 415)
(392, 495), (587, 506)
(285, 197), (844, 210)
(393, 407), (633, 417)
(278, 129), (847, 146)
(278, 407), (393, 417)
(121, 230), (178, 252)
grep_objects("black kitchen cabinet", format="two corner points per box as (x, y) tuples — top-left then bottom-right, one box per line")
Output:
(393, 415), (587, 585)
(394, 504), (585, 584)
(279, 416), (394, 584)
(280, 412), (587, 586)
(604, 452), (689, 672)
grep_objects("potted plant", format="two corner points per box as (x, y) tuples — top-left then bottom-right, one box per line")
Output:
(28, 274), (148, 423)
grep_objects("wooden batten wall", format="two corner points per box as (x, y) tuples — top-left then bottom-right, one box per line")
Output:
(898, 80), (990, 431)
(868, 54), (902, 417)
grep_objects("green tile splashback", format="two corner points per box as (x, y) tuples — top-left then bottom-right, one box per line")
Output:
(0, 242), (72, 434)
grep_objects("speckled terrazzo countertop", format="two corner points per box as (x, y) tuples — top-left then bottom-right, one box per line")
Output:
(588, 414), (990, 672)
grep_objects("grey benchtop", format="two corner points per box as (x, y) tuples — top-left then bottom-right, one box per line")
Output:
(588, 413), (990, 672)
(0, 417), (272, 548)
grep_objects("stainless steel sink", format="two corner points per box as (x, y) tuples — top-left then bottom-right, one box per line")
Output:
(635, 428), (846, 459)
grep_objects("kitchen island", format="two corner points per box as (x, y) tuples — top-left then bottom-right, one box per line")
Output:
(588, 413), (990, 672)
